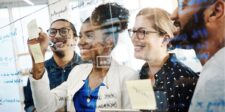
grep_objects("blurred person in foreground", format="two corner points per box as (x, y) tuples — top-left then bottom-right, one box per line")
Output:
(170, 0), (225, 111)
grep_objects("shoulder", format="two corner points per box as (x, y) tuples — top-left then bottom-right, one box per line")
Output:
(67, 63), (92, 80)
(168, 54), (198, 78)
(204, 47), (225, 69)
(44, 57), (54, 67)
(112, 60), (139, 80)
(70, 63), (92, 74)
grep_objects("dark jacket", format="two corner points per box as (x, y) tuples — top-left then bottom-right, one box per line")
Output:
(140, 54), (199, 112)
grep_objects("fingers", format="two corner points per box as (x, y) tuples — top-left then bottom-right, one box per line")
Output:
(39, 32), (49, 42)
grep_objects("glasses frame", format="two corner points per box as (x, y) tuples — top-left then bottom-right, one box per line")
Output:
(47, 27), (71, 38)
(128, 29), (158, 40)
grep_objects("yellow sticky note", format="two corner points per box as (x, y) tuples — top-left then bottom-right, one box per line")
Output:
(29, 43), (44, 63)
(27, 19), (40, 40)
(126, 79), (156, 110)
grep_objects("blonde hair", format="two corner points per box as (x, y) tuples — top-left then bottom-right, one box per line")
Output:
(137, 8), (175, 38)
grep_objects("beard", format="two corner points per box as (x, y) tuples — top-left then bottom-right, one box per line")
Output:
(53, 50), (65, 58)
(51, 37), (68, 58)
(170, 8), (208, 50)
(170, 8), (212, 63)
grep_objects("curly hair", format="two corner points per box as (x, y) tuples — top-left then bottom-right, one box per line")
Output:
(91, 2), (129, 32)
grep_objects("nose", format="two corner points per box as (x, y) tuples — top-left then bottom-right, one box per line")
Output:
(131, 33), (139, 44)
(78, 36), (86, 47)
(55, 31), (61, 38)
(170, 7), (179, 21)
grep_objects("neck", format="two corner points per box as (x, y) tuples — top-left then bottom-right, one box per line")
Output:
(196, 39), (224, 65)
(91, 51), (111, 77)
(147, 53), (169, 76)
(53, 50), (74, 68)
(91, 62), (109, 78)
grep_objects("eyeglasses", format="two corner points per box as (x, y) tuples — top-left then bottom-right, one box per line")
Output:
(47, 27), (71, 38)
(128, 29), (158, 40)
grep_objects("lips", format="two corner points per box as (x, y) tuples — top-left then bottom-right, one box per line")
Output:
(134, 45), (145, 52)
(54, 42), (64, 48)
(80, 47), (91, 54)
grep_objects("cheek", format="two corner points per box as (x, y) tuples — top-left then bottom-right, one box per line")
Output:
(89, 42), (103, 54)
(179, 10), (195, 28)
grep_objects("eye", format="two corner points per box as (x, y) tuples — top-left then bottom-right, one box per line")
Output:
(49, 29), (57, 35)
(60, 28), (68, 35)
(139, 30), (146, 35)
(86, 32), (94, 39)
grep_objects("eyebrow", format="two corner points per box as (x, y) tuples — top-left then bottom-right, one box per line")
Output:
(79, 30), (94, 35)
(134, 27), (155, 31)
(84, 30), (94, 34)
(133, 27), (146, 30)
(50, 26), (71, 29)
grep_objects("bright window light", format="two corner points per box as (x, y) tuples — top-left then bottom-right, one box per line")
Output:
(23, 0), (34, 6)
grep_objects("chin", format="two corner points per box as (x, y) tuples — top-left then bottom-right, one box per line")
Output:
(134, 53), (145, 60)
(81, 56), (91, 61)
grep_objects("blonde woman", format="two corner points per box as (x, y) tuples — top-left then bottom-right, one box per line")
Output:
(128, 8), (198, 112)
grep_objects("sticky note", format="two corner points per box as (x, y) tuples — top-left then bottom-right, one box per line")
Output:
(27, 19), (40, 40)
(126, 79), (156, 110)
(29, 43), (44, 63)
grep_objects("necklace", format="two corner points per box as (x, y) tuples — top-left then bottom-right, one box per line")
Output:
(86, 72), (109, 103)
(86, 79), (91, 103)
(87, 96), (91, 103)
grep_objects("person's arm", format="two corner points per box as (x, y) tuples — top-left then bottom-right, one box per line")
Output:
(29, 71), (68, 112)
(27, 32), (67, 111)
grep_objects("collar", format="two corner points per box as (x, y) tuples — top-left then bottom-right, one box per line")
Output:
(45, 52), (81, 69)
(140, 53), (179, 79)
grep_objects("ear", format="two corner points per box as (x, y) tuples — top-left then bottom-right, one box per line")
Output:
(206, 0), (225, 22)
(161, 34), (170, 47)
(105, 37), (114, 49)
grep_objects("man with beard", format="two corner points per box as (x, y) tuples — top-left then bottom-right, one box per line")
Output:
(170, 0), (225, 111)
(24, 19), (82, 112)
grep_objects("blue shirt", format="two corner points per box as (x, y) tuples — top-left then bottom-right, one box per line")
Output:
(73, 79), (105, 112)
(24, 52), (81, 112)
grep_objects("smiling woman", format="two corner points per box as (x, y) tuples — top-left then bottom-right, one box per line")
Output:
(27, 2), (139, 112)
(130, 8), (199, 112)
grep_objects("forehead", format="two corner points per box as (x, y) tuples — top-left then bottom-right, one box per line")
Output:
(50, 21), (70, 29)
(134, 16), (154, 29)
(80, 22), (93, 32)
(81, 22), (107, 34)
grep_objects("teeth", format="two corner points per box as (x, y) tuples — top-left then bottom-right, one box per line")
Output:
(80, 49), (89, 53)
(134, 45), (144, 51)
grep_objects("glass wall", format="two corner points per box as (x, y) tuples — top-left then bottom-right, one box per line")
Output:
(0, 0), (204, 111)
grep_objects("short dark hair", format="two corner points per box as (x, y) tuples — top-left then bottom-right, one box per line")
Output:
(51, 19), (77, 37)
(83, 17), (90, 24)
